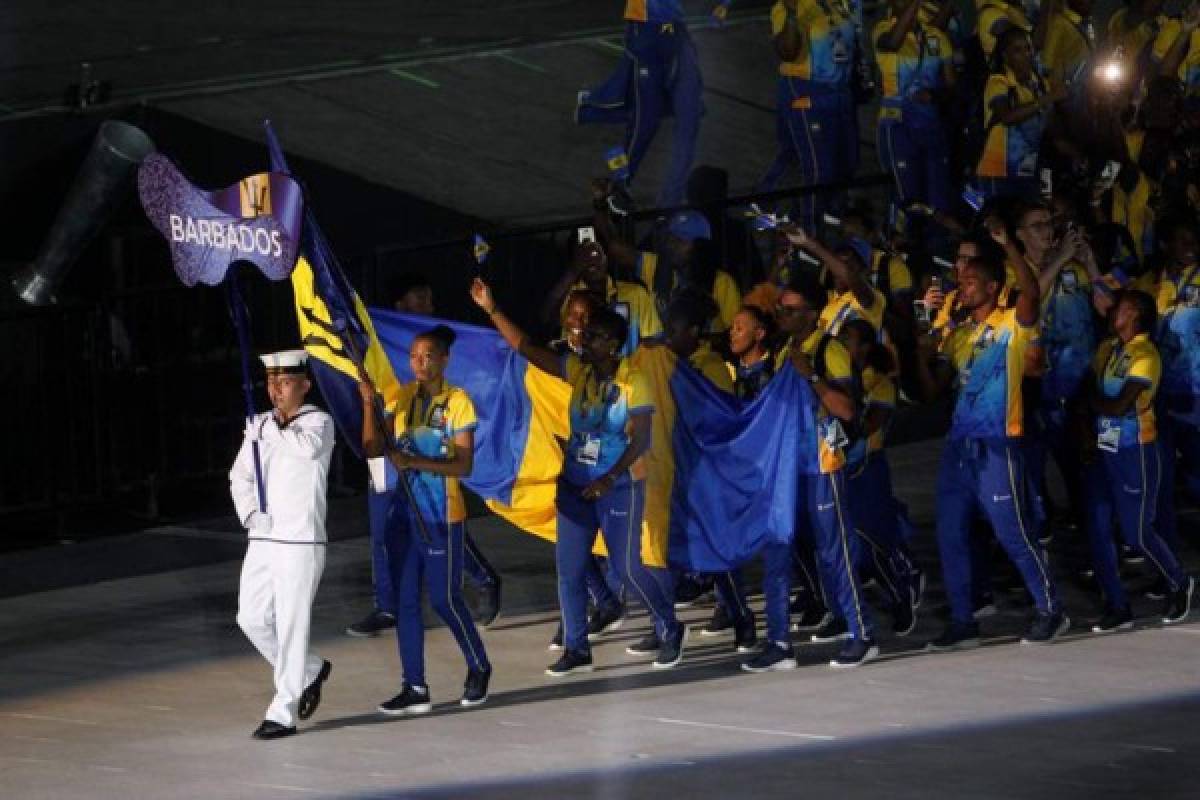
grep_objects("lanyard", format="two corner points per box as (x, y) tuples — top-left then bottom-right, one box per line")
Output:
(578, 365), (615, 417)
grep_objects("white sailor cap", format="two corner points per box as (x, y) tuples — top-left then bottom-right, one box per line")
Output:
(259, 349), (309, 373)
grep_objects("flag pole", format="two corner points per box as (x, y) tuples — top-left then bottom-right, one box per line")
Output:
(227, 269), (268, 513)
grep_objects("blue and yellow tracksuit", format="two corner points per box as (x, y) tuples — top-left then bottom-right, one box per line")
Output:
(873, 17), (953, 212)
(844, 367), (915, 610)
(1026, 263), (1096, 533)
(764, 331), (873, 643)
(761, 0), (858, 230)
(1086, 334), (1187, 609)
(1154, 265), (1200, 549)
(935, 308), (1062, 626)
(577, 0), (703, 206)
(387, 382), (490, 689)
(557, 356), (680, 654)
(975, 69), (1048, 200)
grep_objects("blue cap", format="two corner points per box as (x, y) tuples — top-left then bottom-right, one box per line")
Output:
(666, 210), (712, 242)
(841, 235), (872, 268)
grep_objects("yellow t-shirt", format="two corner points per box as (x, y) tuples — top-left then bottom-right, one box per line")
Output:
(689, 341), (735, 393)
(775, 329), (855, 473)
(862, 365), (897, 454)
(563, 356), (653, 484)
(1042, 9), (1095, 84)
(637, 251), (741, 332)
(977, 70), (1045, 179)
(392, 382), (477, 524)
(977, 1), (1031, 58)
(819, 287), (887, 335)
(770, 0), (856, 82)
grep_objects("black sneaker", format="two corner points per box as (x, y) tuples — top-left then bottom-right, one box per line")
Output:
(892, 601), (917, 637)
(810, 616), (850, 644)
(378, 684), (432, 715)
(586, 604), (625, 640)
(1092, 605), (1134, 633)
(1163, 576), (1195, 625)
(545, 649), (593, 677)
(740, 641), (798, 673)
(461, 667), (491, 707)
(625, 633), (661, 656)
(475, 578), (502, 629)
(972, 594), (997, 619)
(1144, 578), (1168, 601)
(1120, 543), (1145, 565)
(702, 605), (734, 636)
(653, 627), (688, 669)
(925, 622), (981, 652)
(791, 608), (832, 633)
(674, 575), (709, 609)
(830, 637), (879, 669)
(910, 568), (926, 610)
(345, 609), (396, 638)
(733, 612), (758, 654)
(1021, 612), (1070, 645)
(548, 621), (564, 651)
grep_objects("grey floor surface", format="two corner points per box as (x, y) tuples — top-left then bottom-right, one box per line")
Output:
(2, 438), (1199, 799)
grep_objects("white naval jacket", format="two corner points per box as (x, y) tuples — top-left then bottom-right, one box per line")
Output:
(229, 404), (336, 544)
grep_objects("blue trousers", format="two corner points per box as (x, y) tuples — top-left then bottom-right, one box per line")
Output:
(876, 117), (951, 213)
(370, 485), (497, 614)
(978, 175), (1038, 201)
(847, 454), (914, 608)
(765, 469), (872, 642)
(1086, 442), (1186, 609)
(761, 80), (857, 230)
(1157, 409), (1200, 549)
(556, 476), (679, 653)
(579, 20), (703, 207)
(936, 438), (1061, 626)
(387, 507), (490, 689)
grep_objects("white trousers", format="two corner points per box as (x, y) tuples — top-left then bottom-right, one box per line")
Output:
(236, 540), (325, 727)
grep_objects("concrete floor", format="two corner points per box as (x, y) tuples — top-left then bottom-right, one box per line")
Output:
(3, 438), (1200, 799)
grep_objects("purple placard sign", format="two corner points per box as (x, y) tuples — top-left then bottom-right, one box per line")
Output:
(137, 152), (304, 286)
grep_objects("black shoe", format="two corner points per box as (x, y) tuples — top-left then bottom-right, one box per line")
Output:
(830, 637), (879, 669)
(810, 616), (850, 644)
(1163, 576), (1195, 625)
(674, 575), (709, 609)
(1144, 578), (1169, 601)
(653, 627), (688, 669)
(461, 667), (492, 707)
(892, 601), (917, 637)
(586, 603), (625, 640)
(702, 605), (733, 636)
(791, 608), (832, 634)
(910, 568), (926, 610)
(378, 684), (432, 715)
(1120, 543), (1145, 565)
(733, 612), (758, 654)
(475, 578), (502, 629)
(345, 609), (396, 638)
(925, 621), (981, 652)
(1092, 605), (1134, 633)
(740, 641), (798, 673)
(297, 659), (331, 721)
(1021, 612), (1070, 645)
(545, 649), (593, 677)
(252, 720), (296, 740)
(548, 621), (564, 651)
(972, 594), (997, 619)
(625, 632), (661, 656)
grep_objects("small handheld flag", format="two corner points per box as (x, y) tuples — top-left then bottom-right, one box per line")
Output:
(604, 146), (631, 183)
(962, 185), (985, 213)
(473, 233), (490, 267)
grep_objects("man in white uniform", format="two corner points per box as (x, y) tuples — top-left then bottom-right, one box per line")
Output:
(230, 350), (335, 740)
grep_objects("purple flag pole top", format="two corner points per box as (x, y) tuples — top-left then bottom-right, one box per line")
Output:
(137, 153), (304, 286)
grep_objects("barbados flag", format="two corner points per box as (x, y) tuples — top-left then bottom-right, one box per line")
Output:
(631, 347), (815, 572)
